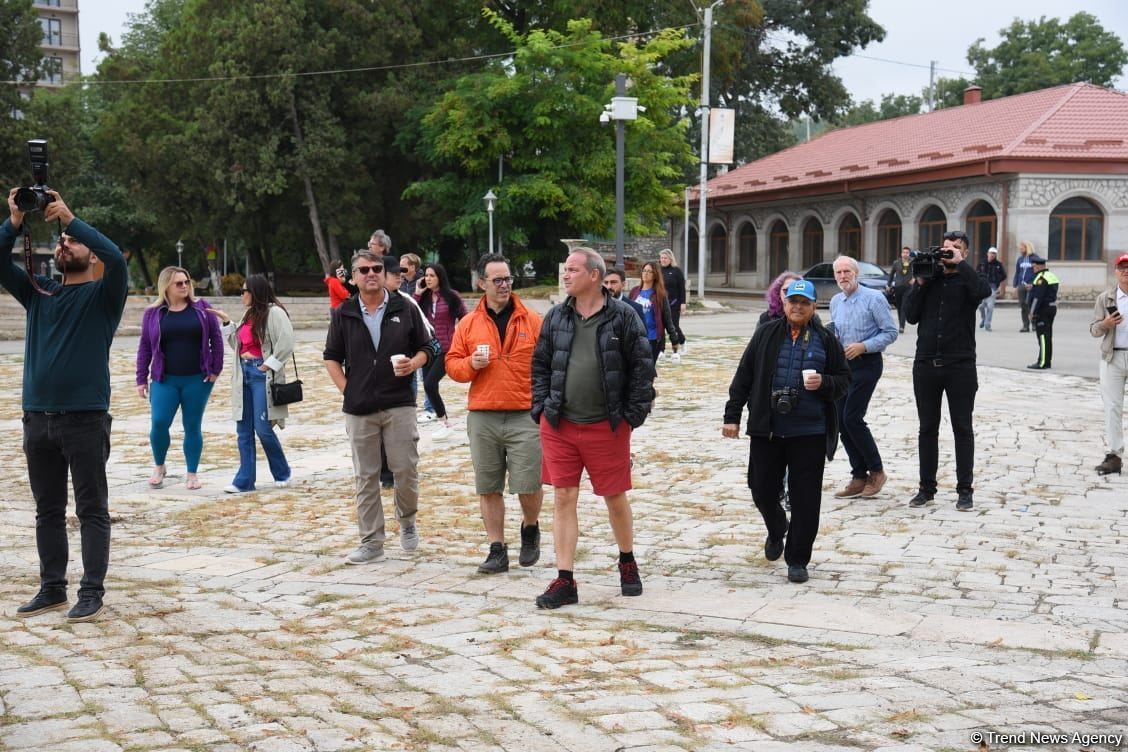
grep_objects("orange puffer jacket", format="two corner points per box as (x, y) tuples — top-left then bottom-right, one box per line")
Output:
(447, 293), (542, 411)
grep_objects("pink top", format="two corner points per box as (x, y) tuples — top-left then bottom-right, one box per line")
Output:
(238, 323), (263, 358)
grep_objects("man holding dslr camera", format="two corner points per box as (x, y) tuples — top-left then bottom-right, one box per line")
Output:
(902, 230), (991, 511)
(1, 151), (128, 622)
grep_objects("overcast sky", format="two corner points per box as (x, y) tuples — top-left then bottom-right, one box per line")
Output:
(78, 0), (1128, 104)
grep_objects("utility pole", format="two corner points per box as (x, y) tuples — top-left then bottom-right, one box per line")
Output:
(615, 73), (627, 268)
(928, 60), (937, 112)
(696, 0), (723, 301)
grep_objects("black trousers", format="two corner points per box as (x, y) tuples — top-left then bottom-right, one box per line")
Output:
(669, 301), (685, 346)
(747, 434), (825, 567)
(1033, 307), (1056, 368)
(1017, 286), (1031, 329)
(23, 411), (113, 598)
(912, 363), (977, 494)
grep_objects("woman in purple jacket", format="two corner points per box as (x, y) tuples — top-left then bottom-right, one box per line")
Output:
(136, 267), (225, 489)
(414, 263), (466, 440)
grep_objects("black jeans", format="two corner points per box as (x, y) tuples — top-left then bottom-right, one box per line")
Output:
(747, 434), (826, 567)
(1033, 307), (1056, 367)
(1018, 286), (1031, 329)
(837, 354), (884, 479)
(23, 411), (113, 598)
(912, 363), (977, 494)
(422, 352), (448, 419)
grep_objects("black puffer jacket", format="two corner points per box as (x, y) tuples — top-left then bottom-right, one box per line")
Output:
(532, 290), (655, 431)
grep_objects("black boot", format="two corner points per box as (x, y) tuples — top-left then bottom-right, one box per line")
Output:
(1096, 453), (1122, 476)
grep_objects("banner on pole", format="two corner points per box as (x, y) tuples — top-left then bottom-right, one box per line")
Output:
(708, 108), (735, 164)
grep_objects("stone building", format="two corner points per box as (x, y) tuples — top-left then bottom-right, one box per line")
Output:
(675, 83), (1128, 297)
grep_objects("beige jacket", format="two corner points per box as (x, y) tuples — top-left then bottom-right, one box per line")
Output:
(222, 305), (295, 425)
(1090, 289), (1125, 364)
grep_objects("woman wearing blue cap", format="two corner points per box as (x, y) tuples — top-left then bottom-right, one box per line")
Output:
(722, 279), (851, 584)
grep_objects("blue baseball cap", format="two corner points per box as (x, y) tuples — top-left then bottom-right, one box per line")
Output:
(784, 279), (816, 301)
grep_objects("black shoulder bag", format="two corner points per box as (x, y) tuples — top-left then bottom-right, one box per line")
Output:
(270, 352), (304, 405)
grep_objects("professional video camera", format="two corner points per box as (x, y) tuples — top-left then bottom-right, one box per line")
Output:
(14, 140), (55, 214)
(909, 246), (954, 279)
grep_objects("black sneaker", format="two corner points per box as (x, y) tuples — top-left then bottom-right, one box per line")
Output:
(16, 590), (67, 618)
(536, 577), (578, 609)
(1096, 453), (1122, 476)
(477, 542), (509, 574)
(764, 536), (784, 562)
(518, 523), (540, 567)
(909, 490), (934, 508)
(956, 491), (974, 511)
(66, 593), (104, 623)
(787, 565), (809, 583)
(619, 561), (643, 596)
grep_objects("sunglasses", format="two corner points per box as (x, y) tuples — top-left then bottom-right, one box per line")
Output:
(172, 280), (190, 287)
(241, 288), (249, 293)
(486, 276), (514, 287)
(354, 265), (384, 275)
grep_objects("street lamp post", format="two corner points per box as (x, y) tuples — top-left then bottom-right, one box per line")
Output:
(176, 239), (184, 270)
(696, 0), (724, 301)
(483, 189), (497, 255)
(601, 73), (643, 268)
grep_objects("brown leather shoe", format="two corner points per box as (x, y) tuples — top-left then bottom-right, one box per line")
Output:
(860, 470), (887, 498)
(834, 477), (867, 498)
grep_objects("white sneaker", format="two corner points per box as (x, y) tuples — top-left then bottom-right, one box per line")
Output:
(670, 352), (681, 364)
(223, 484), (246, 494)
(345, 544), (385, 564)
(657, 351), (665, 361)
(432, 424), (451, 440)
(400, 522), (419, 552)
(274, 480), (290, 489)
(417, 411), (436, 424)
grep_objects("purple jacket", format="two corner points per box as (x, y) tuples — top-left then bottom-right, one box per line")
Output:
(136, 299), (225, 384)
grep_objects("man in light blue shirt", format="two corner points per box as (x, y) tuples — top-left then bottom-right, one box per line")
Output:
(829, 256), (899, 499)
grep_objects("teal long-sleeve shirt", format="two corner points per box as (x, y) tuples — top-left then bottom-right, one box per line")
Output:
(0, 217), (128, 411)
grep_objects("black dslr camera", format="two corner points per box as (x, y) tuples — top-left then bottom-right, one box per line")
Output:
(770, 386), (800, 414)
(909, 246), (954, 279)
(14, 140), (55, 213)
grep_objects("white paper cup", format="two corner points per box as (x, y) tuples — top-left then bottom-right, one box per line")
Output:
(802, 368), (817, 386)
(390, 354), (409, 369)
(476, 344), (490, 357)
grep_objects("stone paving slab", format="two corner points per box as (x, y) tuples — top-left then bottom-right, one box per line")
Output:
(1, 334), (1126, 751)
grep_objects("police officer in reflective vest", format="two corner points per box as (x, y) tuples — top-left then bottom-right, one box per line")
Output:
(1027, 255), (1059, 369)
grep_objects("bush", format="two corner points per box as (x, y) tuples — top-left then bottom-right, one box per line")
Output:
(220, 273), (245, 296)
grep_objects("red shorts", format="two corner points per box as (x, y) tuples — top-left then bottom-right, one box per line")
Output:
(540, 418), (632, 496)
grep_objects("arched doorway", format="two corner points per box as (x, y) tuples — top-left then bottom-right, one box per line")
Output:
(769, 220), (789, 278)
(967, 200), (997, 264)
(876, 209), (902, 267)
(838, 213), (861, 258)
(1049, 197), (1103, 260)
(687, 229), (699, 275)
(737, 222), (757, 272)
(710, 225), (727, 274)
(918, 205), (946, 250)
(802, 218), (823, 268)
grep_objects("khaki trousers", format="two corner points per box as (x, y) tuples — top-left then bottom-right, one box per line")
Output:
(345, 407), (419, 546)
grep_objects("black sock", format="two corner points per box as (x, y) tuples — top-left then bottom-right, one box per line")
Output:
(489, 541), (505, 551)
(558, 569), (574, 582)
(619, 551), (635, 564)
(523, 522), (538, 532)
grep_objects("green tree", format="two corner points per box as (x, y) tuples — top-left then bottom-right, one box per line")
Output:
(838, 92), (923, 126)
(404, 11), (696, 269)
(967, 12), (1127, 98)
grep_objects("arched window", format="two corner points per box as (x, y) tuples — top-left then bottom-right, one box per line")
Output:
(918, 205), (946, 250)
(838, 213), (861, 258)
(710, 225), (727, 274)
(687, 230), (699, 275)
(802, 218), (823, 268)
(769, 221), (789, 278)
(1049, 197), (1103, 261)
(876, 210), (901, 267)
(967, 200), (997, 264)
(737, 222), (757, 272)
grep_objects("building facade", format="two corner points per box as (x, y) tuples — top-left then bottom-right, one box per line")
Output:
(35, 0), (81, 88)
(676, 84), (1128, 298)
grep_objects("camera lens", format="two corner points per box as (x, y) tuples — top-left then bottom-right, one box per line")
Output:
(14, 188), (45, 213)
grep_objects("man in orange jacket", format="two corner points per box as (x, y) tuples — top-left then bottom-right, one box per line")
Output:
(447, 254), (544, 573)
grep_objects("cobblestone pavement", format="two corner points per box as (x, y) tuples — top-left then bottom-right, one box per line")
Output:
(1, 335), (1125, 752)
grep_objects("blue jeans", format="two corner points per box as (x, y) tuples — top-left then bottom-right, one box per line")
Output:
(24, 411), (112, 598)
(232, 359), (290, 490)
(150, 373), (215, 472)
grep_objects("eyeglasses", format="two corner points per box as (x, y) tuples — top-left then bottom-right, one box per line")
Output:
(172, 280), (190, 287)
(942, 231), (969, 242)
(1116, 266), (1128, 272)
(486, 276), (514, 287)
(354, 265), (384, 275)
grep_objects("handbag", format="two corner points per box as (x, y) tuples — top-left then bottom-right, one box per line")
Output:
(270, 353), (304, 405)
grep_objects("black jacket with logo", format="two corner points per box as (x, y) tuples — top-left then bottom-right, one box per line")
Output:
(323, 292), (440, 415)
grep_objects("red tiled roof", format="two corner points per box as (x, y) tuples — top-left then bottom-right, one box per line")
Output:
(700, 83), (1128, 202)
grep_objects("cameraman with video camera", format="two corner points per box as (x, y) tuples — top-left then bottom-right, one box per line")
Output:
(0, 142), (128, 623)
(902, 230), (991, 511)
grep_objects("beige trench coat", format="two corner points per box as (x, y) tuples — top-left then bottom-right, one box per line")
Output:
(222, 305), (295, 426)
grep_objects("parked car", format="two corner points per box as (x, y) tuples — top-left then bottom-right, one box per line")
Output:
(802, 260), (889, 306)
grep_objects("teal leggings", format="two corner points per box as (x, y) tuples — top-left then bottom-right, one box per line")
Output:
(149, 373), (215, 472)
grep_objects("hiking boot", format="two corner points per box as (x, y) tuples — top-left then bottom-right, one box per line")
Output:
(400, 521), (419, 552)
(345, 543), (385, 564)
(787, 565), (809, 583)
(16, 590), (67, 618)
(535, 577), (578, 609)
(518, 523), (541, 567)
(860, 470), (887, 498)
(908, 490), (934, 508)
(1096, 453), (1122, 476)
(619, 561), (643, 596)
(956, 491), (974, 511)
(764, 535), (784, 562)
(66, 593), (104, 623)
(834, 477), (867, 498)
(477, 543), (509, 574)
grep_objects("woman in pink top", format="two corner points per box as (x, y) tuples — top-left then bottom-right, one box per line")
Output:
(414, 263), (466, 439)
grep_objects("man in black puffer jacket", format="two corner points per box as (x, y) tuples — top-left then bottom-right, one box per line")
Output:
(531, 248), (655, 610)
